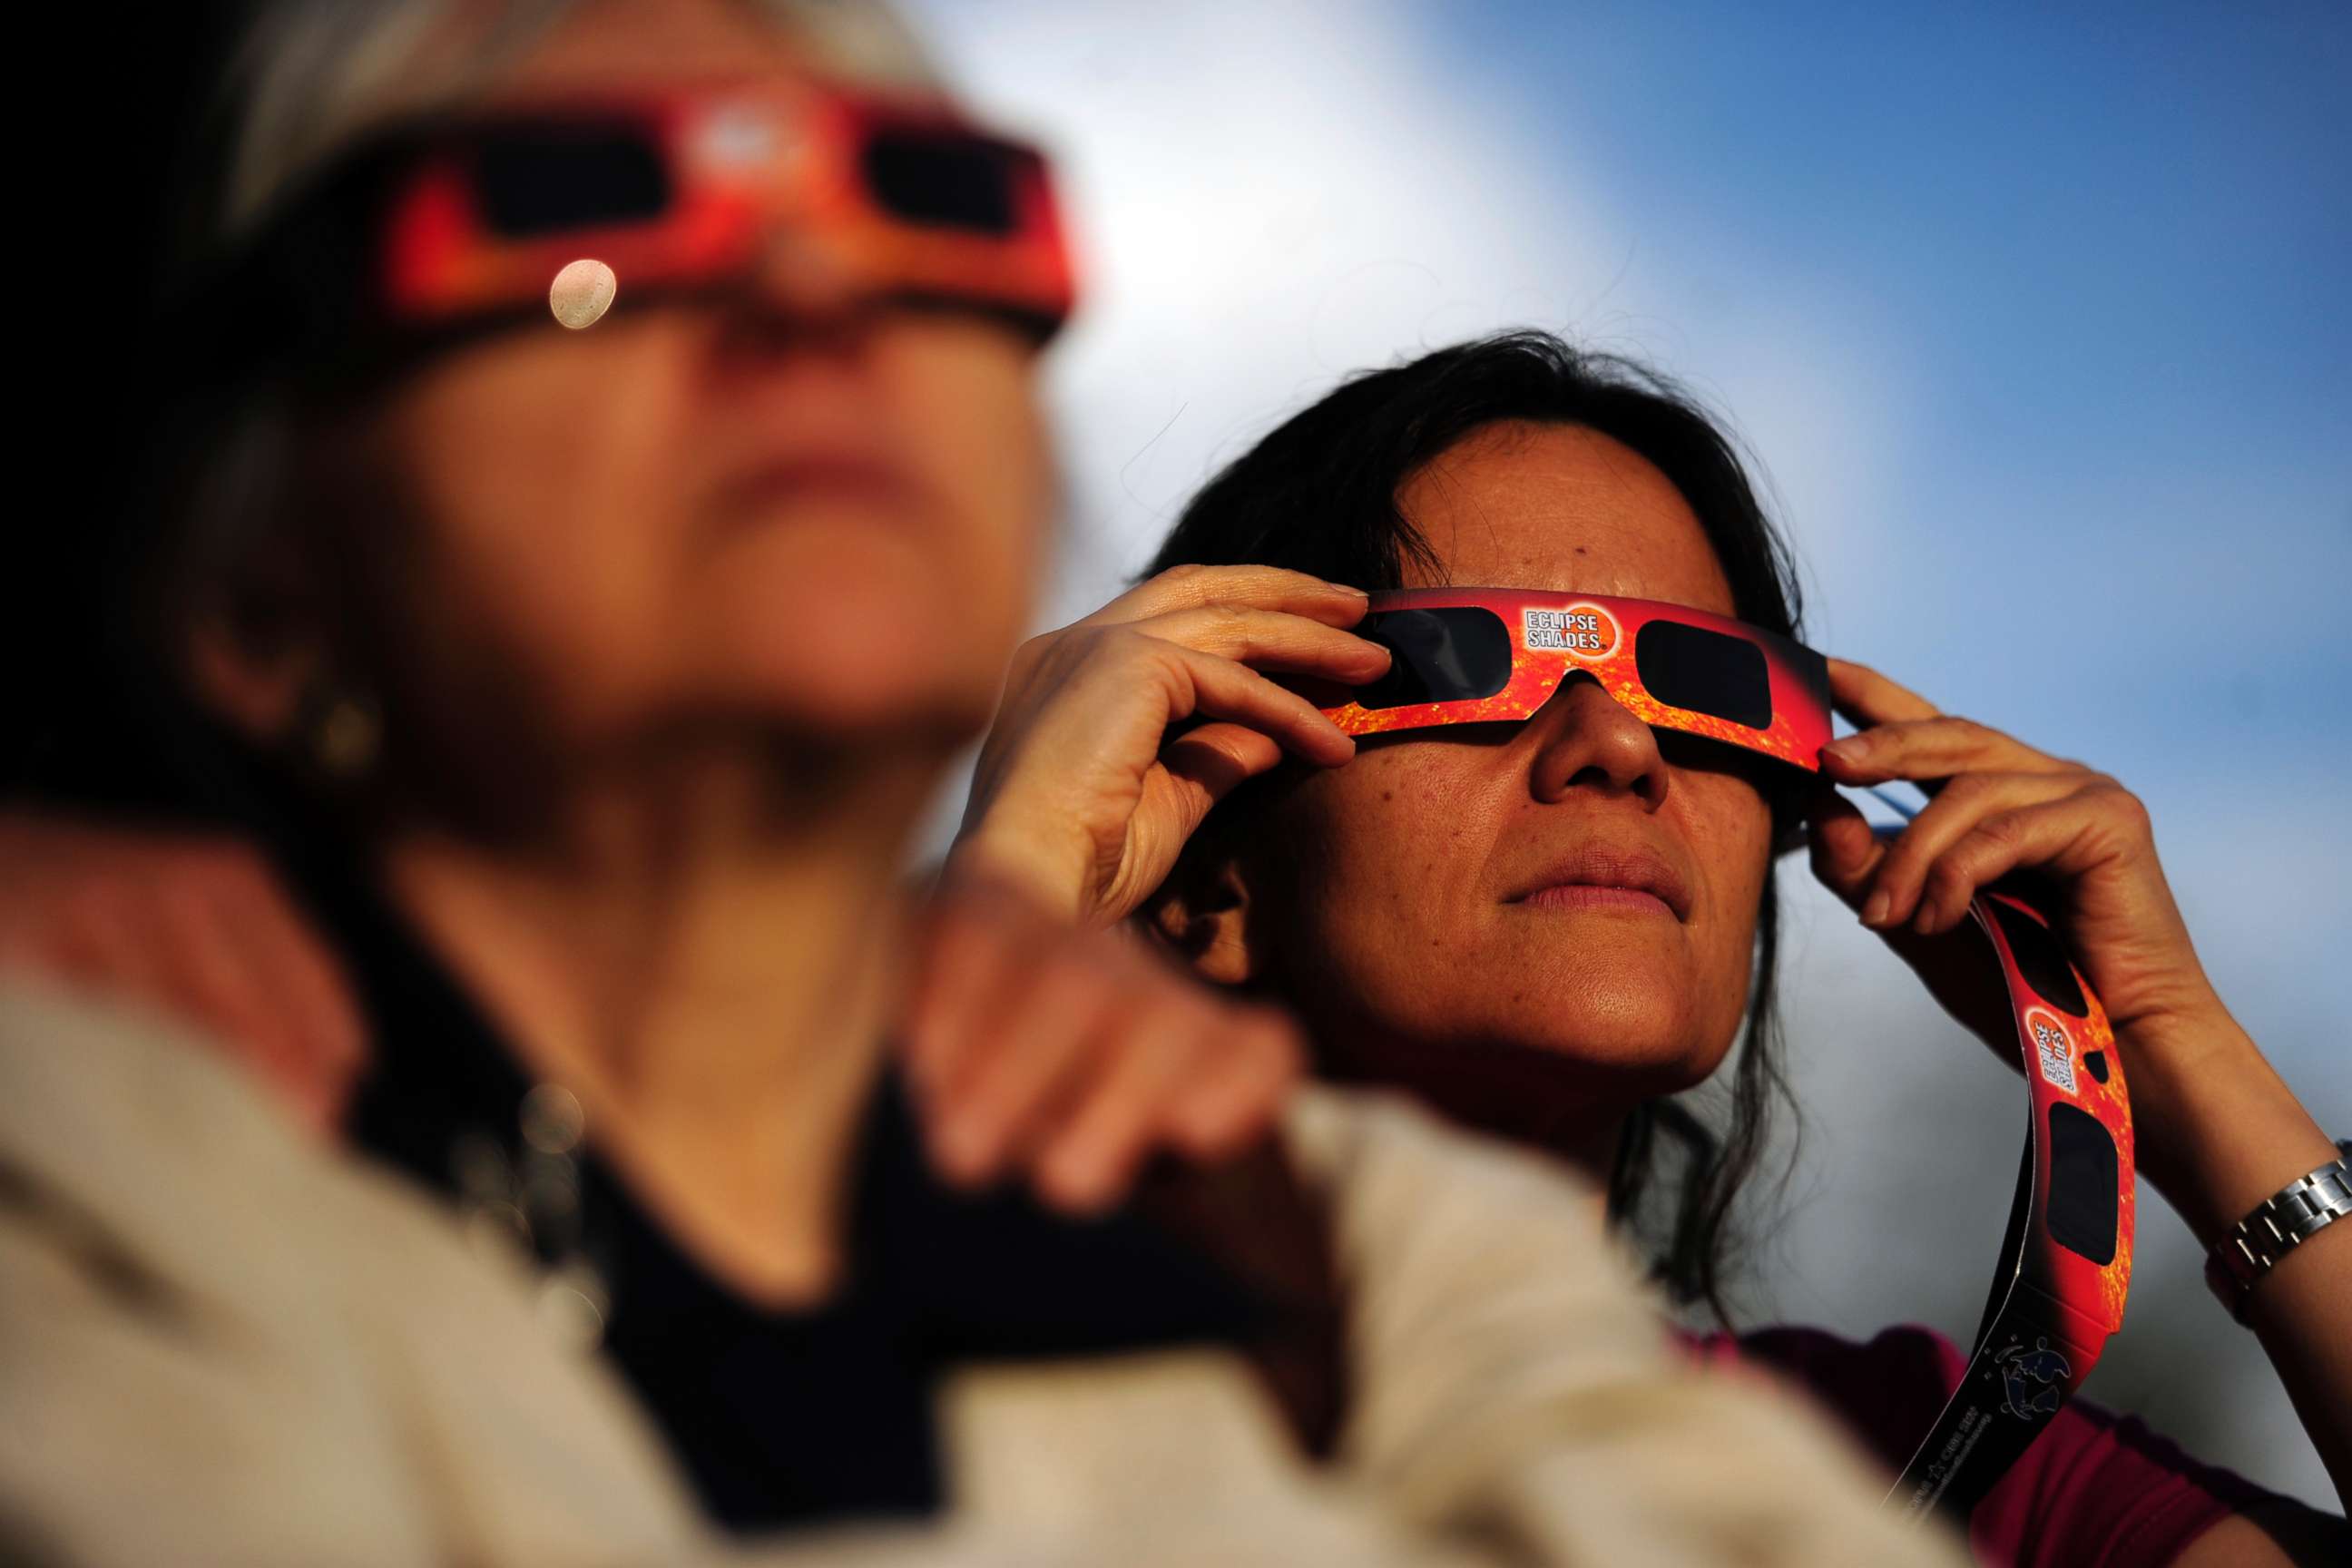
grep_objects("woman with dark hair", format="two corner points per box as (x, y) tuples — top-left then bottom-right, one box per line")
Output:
(946, 330), (2351, 1565)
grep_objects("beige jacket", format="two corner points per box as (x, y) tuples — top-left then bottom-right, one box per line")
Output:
(0, 982), (1965, 1567)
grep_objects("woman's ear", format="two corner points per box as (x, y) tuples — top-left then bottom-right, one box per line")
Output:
(185, 612), (317, 747)
(1142, 847), (1262, 989)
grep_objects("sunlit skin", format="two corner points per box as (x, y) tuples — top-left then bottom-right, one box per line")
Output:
(1230, 421), (1776, 1148)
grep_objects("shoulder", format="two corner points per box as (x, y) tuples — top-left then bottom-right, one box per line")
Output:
(0, 980), (700, 1566)
(1283, 1083), (1623, 1261)
(1715, 1316), (2315, 1568)
(1737, 1322), (1968, 1396)
(1, 980), (344, 1275)
(1692, 1322), (1965, 1479)
(1281, 1089), (1974, 1567)
(1281, 1084), (1664, 1367)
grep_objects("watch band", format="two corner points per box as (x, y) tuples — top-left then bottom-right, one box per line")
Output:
(2205, 1139), (2352, 1324)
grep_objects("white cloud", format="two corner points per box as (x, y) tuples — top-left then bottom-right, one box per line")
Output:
(906, 0), (1906, 624)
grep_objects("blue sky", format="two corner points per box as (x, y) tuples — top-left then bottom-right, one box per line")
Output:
(1422, 1), (2352, 755)
(907, 0), (2348, 1503)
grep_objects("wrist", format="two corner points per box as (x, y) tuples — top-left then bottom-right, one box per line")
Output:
(2123, 1021), (2338, 1245)
(942, 820), (1092, 927)
(2203, 1140), (2352, 1324)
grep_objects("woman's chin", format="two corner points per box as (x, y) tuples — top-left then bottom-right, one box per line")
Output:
(1431, 991), (1731, 1097)
(683, 601), (1016, 742)
(723, 659), (999, 747)
(1514, 1025), (1729, 1097)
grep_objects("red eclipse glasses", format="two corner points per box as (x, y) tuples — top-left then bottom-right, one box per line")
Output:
(376, 81), (1073, 336)
(191, 79), (1075, 370)
(1326, 589), (2134, 1523)
(1318, 587), (1832, 768)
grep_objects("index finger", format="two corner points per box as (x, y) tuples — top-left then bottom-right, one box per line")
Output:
(1076, 564), (1370, 632)
(1827, 657), (1941, 730)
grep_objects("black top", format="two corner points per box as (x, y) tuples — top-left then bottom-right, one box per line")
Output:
(309, 866), (1261, 1533)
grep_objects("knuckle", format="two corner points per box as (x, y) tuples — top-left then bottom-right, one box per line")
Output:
(1877, 839), (1926, 887)
(2099, 782), (2152, 830)
(1102, 625), (1158, 666)
(56, 883), (125, 943)
(1942, 770), (1993, 803)
(1204, 602), (1252, 639)
(1968, 810), (2024, 852)
(1008, 631), (1059, 673)
(1149, 564), (1214, 604)
(1923, 854), (1974, 897)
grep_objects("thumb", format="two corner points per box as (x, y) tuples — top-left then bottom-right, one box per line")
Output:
(1161, 721), (1289, 835)
(1804, 787), (1886, 910)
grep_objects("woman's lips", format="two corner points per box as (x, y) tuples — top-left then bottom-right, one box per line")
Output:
(714, 455), (924, 518)
(1521, 882), (1678, 917)
(1506, 845), (1693, 920)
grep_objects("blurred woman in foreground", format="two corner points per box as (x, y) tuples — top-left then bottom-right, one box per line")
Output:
(0, 5), (1965, 1566)
(947, 332), (2351, 1565)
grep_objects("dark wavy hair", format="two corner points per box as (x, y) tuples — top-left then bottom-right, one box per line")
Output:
(1143, 329), (1806, 1320)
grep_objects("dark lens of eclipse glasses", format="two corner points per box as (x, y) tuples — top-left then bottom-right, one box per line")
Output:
(863, 132), (1022, 234)
(1633, 619), (1773, 730)
(1356, 608), (1514, 710)
(476, 125), (671, 236)
(1986, 898), (2118, 1264)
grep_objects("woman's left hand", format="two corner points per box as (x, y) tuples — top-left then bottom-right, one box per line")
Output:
(901, 872), (1305, 1216)
(1804, 658), (2352, 1515)
(1801, 657), (2225, 1048)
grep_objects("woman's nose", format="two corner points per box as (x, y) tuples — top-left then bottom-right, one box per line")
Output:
(731, 225), (877, 337)
(1524, 674), (1671, 809)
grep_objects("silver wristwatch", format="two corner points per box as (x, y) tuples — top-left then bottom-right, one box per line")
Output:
(2204, 1139), (2352, 1324)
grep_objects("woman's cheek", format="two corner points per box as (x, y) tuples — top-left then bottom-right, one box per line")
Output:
(1673, 777), (1775, 1034)
(1305, 753), (1492, 984)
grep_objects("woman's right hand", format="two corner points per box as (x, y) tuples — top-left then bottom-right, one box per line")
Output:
(0, 811), (367, 1133)
(947, 564), (1390, 927)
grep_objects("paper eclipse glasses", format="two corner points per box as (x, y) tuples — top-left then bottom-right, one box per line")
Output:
(178, 78), (1075, 379)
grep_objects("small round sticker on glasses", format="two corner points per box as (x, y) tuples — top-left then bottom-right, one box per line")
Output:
(549, 260), (617, 329)
(1523, 602), (1622, 660)
(2024, 1005), (2078, 1095)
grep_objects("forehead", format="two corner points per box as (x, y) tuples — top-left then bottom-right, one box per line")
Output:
(493, 0), (810, 94)
(1396, 419), (1736, 616)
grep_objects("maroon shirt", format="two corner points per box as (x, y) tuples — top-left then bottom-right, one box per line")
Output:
(1685, 1324), (2279, 1566)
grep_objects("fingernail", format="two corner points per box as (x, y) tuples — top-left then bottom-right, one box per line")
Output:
(1332, 582), (1369, 598)
(931, 1118), (991, 1183)
(1044, 1155), (1113, 1215)
(1821, 736), (1868, 765)
(1860, 889), (1890, 926)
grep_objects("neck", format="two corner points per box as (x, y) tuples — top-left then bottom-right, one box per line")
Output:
(379, 734), (942, 1308)
(1319, 1032), (1629, 1216)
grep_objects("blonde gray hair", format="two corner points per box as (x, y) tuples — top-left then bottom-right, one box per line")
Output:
(201, 0), (943, 265)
